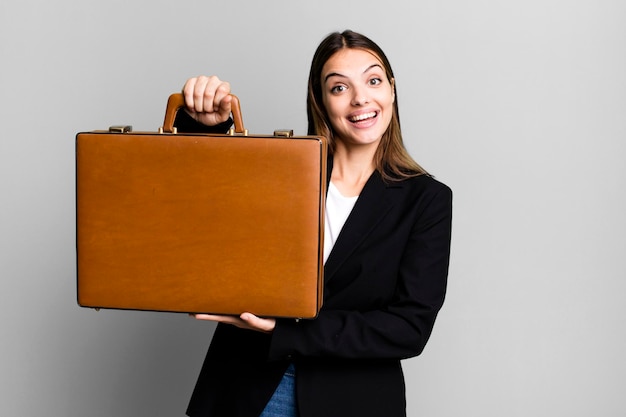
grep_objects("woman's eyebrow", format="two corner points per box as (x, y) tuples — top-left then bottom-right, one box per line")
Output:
(363, 63), (383, 74)
(324, 64), (383, 83)
(324, 72), (345, 82)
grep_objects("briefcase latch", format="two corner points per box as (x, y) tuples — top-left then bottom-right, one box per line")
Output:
(109, 125), (133, 133)
(273, 129), (294, 138)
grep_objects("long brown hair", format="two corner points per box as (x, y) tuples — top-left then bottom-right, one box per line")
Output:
(307, 30), (428, 181)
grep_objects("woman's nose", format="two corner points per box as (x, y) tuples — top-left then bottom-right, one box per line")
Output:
(351, 86), (370, 106)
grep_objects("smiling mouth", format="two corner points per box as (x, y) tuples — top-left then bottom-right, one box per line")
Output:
(349, 111), (377, 123)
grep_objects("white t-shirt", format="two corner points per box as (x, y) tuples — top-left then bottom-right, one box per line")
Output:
(323, 181), (359, 264)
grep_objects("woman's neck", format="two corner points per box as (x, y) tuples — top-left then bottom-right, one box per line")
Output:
(330, 144), (377, 197)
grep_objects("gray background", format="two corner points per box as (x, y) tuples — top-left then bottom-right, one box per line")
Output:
(1, 0), (625, 416)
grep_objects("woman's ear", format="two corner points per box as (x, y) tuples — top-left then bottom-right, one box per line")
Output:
(390, 78), (396, 101)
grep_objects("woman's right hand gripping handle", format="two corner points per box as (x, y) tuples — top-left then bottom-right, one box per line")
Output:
(182, 75), (233, 127)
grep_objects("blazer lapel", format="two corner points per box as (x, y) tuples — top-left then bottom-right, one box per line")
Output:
(324, 169), (399, 283)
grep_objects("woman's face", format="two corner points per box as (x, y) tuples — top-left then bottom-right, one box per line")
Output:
(321, 48), (395, 149)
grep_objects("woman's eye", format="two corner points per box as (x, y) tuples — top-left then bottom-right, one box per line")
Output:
(331, 85), (346, 94)
(369, 78), (382, 86)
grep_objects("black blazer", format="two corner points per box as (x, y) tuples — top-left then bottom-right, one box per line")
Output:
(176, 112), (453, 417)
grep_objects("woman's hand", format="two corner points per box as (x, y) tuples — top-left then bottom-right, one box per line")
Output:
(182, 75), (233, 127)
(191, 312), (276, 333)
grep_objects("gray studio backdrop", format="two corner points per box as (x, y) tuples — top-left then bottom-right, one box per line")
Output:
(1, 0), (625, 416)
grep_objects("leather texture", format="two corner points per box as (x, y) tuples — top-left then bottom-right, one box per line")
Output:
(76, 96), (327, 318)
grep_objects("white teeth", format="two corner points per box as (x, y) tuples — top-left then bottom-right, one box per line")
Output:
(350, 112), (376, 122)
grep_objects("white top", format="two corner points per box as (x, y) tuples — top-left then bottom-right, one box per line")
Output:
(323, 181), (359, 264)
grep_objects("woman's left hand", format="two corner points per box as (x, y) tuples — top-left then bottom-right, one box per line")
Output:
(191, 312), (276, 333)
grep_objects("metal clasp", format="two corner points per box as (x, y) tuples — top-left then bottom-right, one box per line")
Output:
(108, 125), (133, 133)
(273, 129), (294, 138)
(228, 127), (249, 136)
(158, 126), (177, 134)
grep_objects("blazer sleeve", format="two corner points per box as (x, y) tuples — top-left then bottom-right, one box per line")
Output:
(268, 183), (453, 361)
(173, 108), (233, 133)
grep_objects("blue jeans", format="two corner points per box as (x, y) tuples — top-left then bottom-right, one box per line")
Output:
(259, 364), (297, 417)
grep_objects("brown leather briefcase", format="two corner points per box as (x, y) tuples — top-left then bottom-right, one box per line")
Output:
(76, 94), (327, 318)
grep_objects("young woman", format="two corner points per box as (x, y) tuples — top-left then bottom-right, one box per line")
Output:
(175, 30), (453, 417)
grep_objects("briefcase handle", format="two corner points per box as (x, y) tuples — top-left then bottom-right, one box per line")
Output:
(161, 93), (245, 134)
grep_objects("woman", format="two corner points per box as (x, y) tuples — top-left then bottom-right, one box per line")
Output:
(175, 30), (452, 417)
